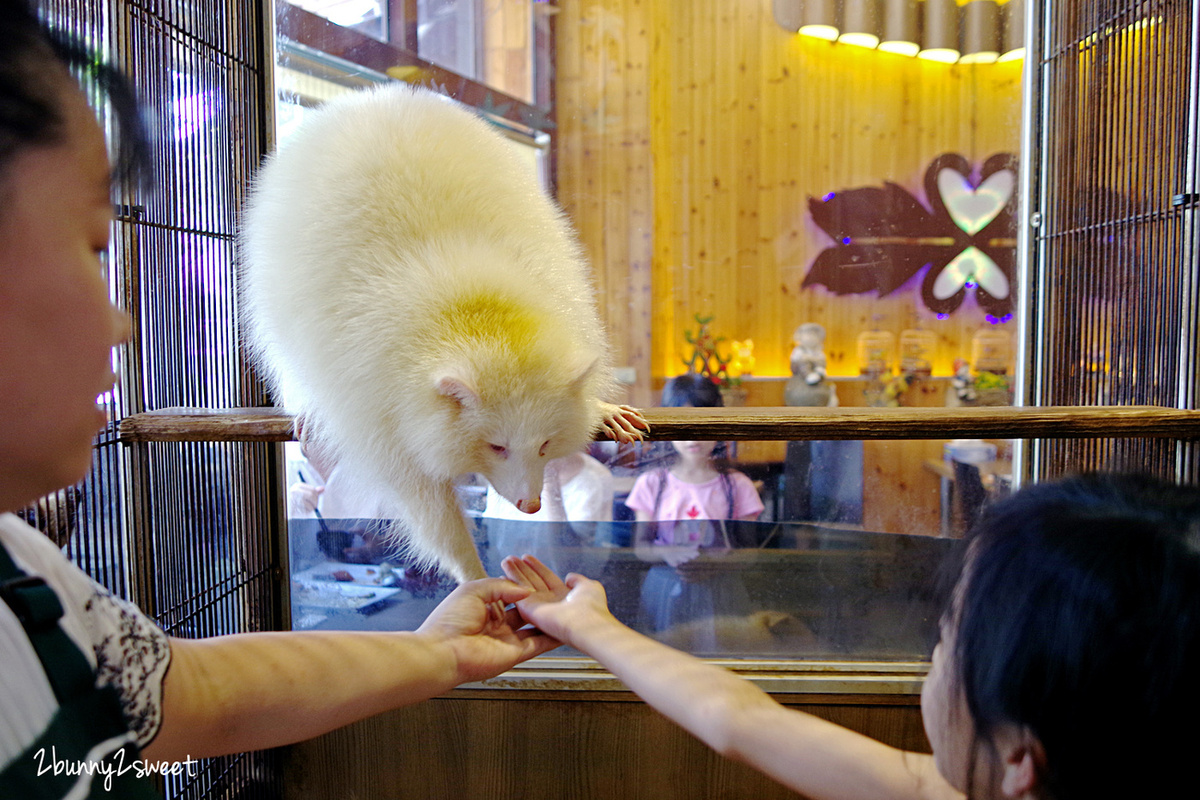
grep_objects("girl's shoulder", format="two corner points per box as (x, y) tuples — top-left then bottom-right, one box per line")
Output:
(631, 467), (668, 489)
(725, 469), (756, 487)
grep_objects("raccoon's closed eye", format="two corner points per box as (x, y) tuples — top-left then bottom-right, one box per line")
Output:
(539, 440), (550, 457)
(489, 444), (508, 457)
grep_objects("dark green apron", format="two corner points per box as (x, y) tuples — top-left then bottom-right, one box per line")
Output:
(0, 538), (159, 798)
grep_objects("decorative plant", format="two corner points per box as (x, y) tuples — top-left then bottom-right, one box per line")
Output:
(727, 339), (755, 379)
(952, 358), (1012, 406)
(882, 372), (914, 407)
(682, 313), (739, 388)
(974, 370), (1009, 392)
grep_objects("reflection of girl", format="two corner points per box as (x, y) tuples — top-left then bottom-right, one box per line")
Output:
(624, 374), (763, 648)
(626, 439), (762, 546)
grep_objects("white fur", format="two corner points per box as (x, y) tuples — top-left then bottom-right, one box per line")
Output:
(240, 85), (618, 582)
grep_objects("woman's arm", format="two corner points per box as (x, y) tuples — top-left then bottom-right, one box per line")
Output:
(144, 577), (557, 760)
(501, 556), (961, 800)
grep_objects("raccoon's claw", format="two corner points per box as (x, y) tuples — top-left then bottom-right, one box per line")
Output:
(598, 402), (649, 443)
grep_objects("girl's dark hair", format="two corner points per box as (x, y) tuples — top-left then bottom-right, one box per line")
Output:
(661, 372), (724, 409)
(954, 473), (1200, 798)
(0, 0), (150, 193)
(654, 372), (737, 518)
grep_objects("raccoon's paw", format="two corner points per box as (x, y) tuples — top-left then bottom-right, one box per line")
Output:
(598, 402), (649, 443)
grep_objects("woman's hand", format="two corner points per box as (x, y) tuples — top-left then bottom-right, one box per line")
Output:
(416, 577), (560, 683)
(500, 555), (618, 649)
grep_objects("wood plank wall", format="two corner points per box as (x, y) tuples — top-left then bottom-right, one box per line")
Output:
(285, 691), (928, 799)
(555, 0), (1024, 406)
(481, 0), (533, 103)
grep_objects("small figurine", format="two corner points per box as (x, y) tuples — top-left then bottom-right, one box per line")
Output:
(952, 357), (977, 404)
(791, 324), (827, 386)
(785, 323), (834, 407)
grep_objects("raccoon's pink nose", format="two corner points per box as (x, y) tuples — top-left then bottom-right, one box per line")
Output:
(517, 497), (541, 514)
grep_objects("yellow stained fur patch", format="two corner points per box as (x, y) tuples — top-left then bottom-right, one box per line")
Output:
(437, 293), (542, 350)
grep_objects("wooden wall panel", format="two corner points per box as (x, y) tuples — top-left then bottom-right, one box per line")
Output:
(555, 1), (1024, 398)
(284, 692), (928, 800)
(556, 0), (657, 407)
(481, 0), (532, 102)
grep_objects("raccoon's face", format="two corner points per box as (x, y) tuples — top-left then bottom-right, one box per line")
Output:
(433, 365), (594, 511)
(474, 409), (585, 514)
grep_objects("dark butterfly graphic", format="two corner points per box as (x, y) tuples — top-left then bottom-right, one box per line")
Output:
(802, 152), (1019, 318)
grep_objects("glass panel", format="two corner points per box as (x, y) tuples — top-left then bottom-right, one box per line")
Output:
(418, 0), (478, 78)
(288, 513), (951, 659)
(416, 0), (538, 103)
(292, 0), (387, 40)
(284, 436), (1016, 661)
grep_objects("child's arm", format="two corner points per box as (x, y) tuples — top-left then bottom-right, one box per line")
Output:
(502, 555), (961, 800)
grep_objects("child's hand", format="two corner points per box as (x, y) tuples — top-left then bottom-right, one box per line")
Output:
(501, 555), (617, 648)
(661, 544), (701, 568)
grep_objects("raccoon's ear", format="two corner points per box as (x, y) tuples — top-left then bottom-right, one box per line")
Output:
(568, 354), (601, 394)
(435, 373), (481, 410)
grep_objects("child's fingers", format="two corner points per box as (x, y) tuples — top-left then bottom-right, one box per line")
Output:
(564, 572), (597, 592)
(521, 554), (567, 589)
(510, 554), (556, 593)
(502, 556), (544, 592)
(500, 556), (528, 586)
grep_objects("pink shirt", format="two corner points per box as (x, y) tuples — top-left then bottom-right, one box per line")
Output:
(625, 469), (764, 545)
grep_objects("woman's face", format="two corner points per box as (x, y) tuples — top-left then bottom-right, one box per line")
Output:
(0, 80), (130, 511)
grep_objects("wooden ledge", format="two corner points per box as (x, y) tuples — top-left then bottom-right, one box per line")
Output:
(117, 405), (1200, 443)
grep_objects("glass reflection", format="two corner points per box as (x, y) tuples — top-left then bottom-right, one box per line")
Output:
(285, 436), (1012, 661)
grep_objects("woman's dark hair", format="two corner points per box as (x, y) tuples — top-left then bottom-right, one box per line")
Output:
(653, 372), (738, 518)
(0, 1), (150, 194)
(953, 473), (1200, 798)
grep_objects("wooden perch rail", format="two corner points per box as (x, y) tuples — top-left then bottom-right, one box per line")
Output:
(116, 405), (1200, 444)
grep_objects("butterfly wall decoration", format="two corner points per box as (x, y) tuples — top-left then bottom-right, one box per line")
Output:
(802, 152), (1019, 318)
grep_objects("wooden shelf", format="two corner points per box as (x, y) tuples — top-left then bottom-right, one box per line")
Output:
(117, 405), (1200, 443)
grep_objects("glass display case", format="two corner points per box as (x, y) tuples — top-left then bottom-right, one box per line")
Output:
(287, 515), (953, 664)
(279, 428), (1018, 682)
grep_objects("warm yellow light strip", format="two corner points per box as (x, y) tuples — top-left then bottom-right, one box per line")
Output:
(879, 40), (921, 56)
(799, 24), (840, 41)
(838, 31), (880, 48)
(918, 47), (961, 63)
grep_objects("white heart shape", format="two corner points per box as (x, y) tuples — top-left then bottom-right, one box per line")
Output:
(932, 246), (1010, 300)
(937, 168), (1014, 235)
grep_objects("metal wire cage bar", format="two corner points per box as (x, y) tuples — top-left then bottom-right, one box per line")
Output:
(1025, 0), (1200, 480)
(27, 1), (284, 797)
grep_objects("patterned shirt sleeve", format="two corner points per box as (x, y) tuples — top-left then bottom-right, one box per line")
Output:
(0, 515), (173, 749)
(83, 583), (172, 747)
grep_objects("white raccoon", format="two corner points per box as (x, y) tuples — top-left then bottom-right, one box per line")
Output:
(240, 84), (645, 583)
